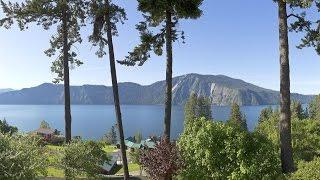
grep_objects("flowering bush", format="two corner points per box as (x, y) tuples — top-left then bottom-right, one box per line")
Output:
(139, 137), (184, 180)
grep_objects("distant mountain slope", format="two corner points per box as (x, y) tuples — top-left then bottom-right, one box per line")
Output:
(0, 89), (14, 94)
(0, 74), (314, 105)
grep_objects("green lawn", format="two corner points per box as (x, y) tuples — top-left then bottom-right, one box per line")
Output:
(47, 167), (64, 177)
(116, 163), (141, 174)
(45, 145), (65, 177)
(102, 145), (117, 153)
(44, 144), (138, 177)
(46, 145), (64, 151)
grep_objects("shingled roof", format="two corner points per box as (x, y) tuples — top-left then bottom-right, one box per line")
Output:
(34, 128), (55, 135)
(118, 137), (156, 149)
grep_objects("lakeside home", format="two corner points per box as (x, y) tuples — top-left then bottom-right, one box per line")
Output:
(101, 153), (121, 175)
(31, 126), (65, 144)
(32, 128), (55, 141)
(117, 137), (156, 152)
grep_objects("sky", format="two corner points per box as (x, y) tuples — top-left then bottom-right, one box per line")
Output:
(0, 0), (320, 95)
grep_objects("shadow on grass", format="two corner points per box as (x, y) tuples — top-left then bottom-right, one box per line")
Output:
(102, 176), (146, 180)
(42, 176), (146, 180)
(108, 164), (123, 175)
(41, 164), (146, 180)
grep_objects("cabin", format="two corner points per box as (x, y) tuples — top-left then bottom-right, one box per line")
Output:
(33, 128), (55, 141)
(117, 137), (156, 152)
(100, 153), (120, 175)
(141, 139), (156, 149)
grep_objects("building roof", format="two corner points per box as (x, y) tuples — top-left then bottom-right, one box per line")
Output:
(125, 136), (135, 142)
(125, 140), (142, 149)
(34, 128), (55, 135)
(118, 136), (156, 149)
(141, 139), (156, 149)
(102, 153), (119, 172)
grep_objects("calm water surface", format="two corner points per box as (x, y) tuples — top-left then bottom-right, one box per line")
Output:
(0, 105), (278, 139)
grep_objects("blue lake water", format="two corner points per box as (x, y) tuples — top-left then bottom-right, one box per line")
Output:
(0, 105), (278, 140)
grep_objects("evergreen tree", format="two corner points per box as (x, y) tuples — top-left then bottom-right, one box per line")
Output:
(259, 106), (274, 123)
(198, 95), (212, 120)
(288, 1), (320, 119)
(0, 0), (86, 143)
(104, 125), (117, 145)
(309, 95), (320, 120)
(291, 100), (304, 120)
(185, 93), (198, 122)
(184, 93), (212, 123)
(303, 107), (309, 119)
(227, 103), (247, 131)
(0, 118), (18, 135)
(40, 120), (50, 129)
(134, 131), (142, 143)
(289, 1), (320, 57)
(118, 0), (203, 141)
(86, 0), (129, 178)
(276, 0), (295, 173)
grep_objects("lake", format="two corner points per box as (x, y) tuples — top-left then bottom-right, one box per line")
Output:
(0, 105), (278, 140)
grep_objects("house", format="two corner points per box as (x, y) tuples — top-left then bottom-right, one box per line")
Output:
(33, 128), (55, 141)
(117, 136), (157, 152)
(141, 138), (156, 149)
(100, 153), (120, 175)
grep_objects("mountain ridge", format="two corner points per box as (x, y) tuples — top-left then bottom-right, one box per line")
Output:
(0, 88), (14, 94)
(0, 73), (314, 106)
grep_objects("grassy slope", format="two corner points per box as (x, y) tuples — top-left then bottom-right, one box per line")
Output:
(45, 145), (139, 177)
(116, 163), (140, 174)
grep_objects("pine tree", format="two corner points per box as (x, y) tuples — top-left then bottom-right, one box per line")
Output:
(185, 93), (199, 122)
(40, 120), (50, 129)
(0, 0), (86, 143)
(104, 125), (117, 145)
(276, 0), (295, 173)
(118, 0), (203, 141)
(184, 93), (212, 123)
(259, 106), (274, 123)
(198, 95), (212, 119)
(309, 95), (320, 120)
(227, 103), (247, 131)
(0, 118), (17, 135)
(134, 131), (143, 144)
(291, 100), (304, 120)
(86, 0), (129, 178)
(289, 0), (320, 119)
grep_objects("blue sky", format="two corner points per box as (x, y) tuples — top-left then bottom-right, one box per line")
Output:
(0, 0), (319, 94)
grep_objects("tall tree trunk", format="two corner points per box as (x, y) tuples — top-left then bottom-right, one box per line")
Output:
(278, 0), (295, 173)
(164, 7), (173, 141)
(62, 1), (72, 144)
(105, 1), (129, 179)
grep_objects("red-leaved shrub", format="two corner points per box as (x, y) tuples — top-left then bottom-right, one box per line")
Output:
(139, 137), (184, 180)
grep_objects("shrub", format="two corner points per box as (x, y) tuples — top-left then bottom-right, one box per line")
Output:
(49, 135), (65, 145)
(256, 114), (320, 162)
(0, 119), (18, 135)
(292, 119), (320, 161)
(0, 135), (48, 179)
(178, 117), (281, 179)
(139, 137), (184, 180)
(291, 157), (320, 179)
(62, 140), (109, 179)
(129, 149), (143, 175)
